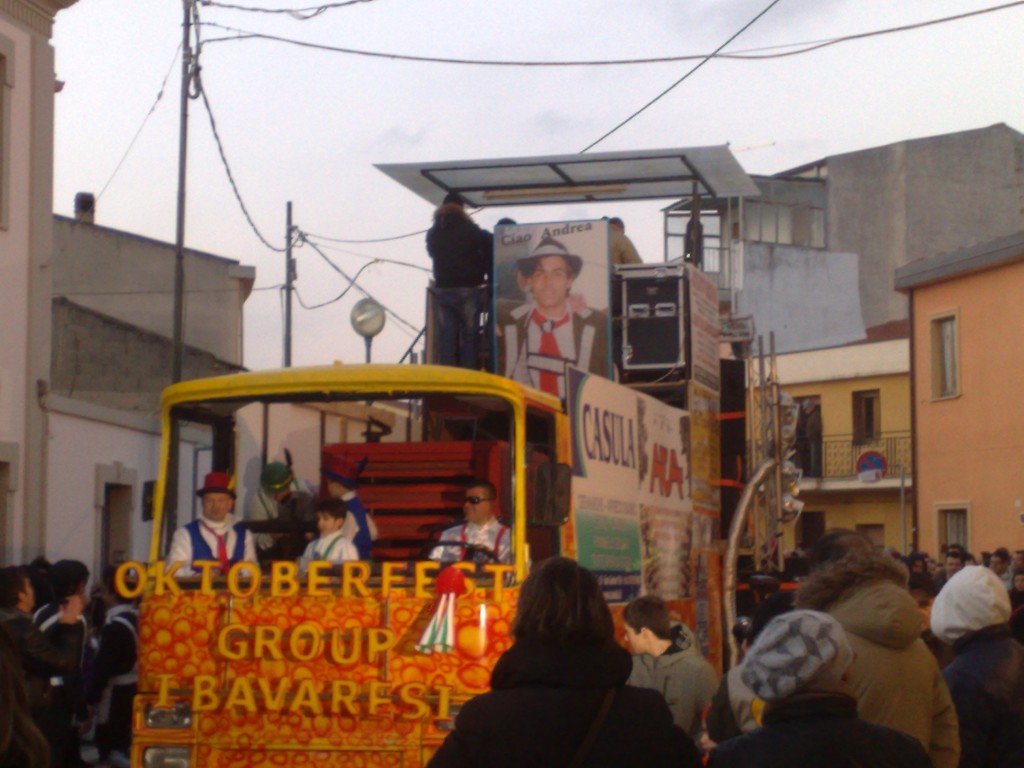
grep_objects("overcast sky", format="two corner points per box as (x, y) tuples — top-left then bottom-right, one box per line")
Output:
(51, 0), (1024, 370)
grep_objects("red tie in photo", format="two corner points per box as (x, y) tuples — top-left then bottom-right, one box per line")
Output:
(532, 310), (570, 395)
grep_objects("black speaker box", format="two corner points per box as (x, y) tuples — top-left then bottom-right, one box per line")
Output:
(618, 268), (686, 370)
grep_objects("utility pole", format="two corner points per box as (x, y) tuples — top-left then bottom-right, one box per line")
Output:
(171, 0), (193, 384)
(284, 201), (294, 367)
(167, 0), (194, 549)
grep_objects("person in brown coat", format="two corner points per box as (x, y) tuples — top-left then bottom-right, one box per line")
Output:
(796, 530), (960, 768)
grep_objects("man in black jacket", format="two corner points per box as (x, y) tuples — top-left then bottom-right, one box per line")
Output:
(426, 192), (492, 369)
(32, 560), (90, 767)
(0, 565), (84, 767)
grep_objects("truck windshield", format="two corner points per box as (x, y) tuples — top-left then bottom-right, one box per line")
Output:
(158, 391), (517, 569)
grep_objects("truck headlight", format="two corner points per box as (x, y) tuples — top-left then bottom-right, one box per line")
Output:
(144, 701), (192, 729)
(143, 747), (190, 768)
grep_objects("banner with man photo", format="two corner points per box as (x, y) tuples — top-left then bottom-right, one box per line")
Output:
(493, 220), (611, 398)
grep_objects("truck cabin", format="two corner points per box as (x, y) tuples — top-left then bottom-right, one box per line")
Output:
(155, 368), (570, 585)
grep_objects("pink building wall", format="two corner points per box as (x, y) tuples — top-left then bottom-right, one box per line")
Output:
(912, 258), (1024, 556)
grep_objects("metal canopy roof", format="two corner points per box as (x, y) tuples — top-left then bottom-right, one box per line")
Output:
(375, 145), (759, 208)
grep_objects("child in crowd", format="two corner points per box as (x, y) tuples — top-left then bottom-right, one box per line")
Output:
(623, 595), (718, 745)
(297, 498), (358, 573)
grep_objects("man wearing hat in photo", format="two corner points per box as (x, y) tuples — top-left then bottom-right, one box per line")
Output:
(167, 471), (257, 576)
(247, 460), (316, 562)
(322, 456), (377, 560)
(498, 236), (609, 399)
(426, 191), (493, 370)
(708, 610), (932, 768)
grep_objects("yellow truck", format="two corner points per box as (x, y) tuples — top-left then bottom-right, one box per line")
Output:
(120, 363), (720, 767)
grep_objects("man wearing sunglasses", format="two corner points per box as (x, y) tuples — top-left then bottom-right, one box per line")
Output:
(429, 480), (512, 564)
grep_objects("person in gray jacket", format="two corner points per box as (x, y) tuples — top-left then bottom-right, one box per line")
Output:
(624, 595), (718, 743)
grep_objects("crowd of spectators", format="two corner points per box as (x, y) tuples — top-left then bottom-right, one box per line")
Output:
(7, 533), (1023, 767)
(0, 559), (136, 768)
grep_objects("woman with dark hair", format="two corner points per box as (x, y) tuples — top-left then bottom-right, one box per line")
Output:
(428, 557), (699, 767)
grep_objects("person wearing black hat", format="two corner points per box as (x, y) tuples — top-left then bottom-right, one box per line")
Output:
(498, 236), (609, 398)
(167, 471), (257, 576)
(426, 191), (493, 369)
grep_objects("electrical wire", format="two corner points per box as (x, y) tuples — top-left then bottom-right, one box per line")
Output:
(293, 259), (375, 309)
(299, 233), (421, 334)
(299, 227), (428, 244)
(700, 0), (1024, 61)
(581, 0), (783, 152)
(196, 2), (1024, 67)
(195, 77), (285, 252)
(198, 20), (754, 65)
(299, 236), (432, 273)
(210, 2), (1024, 245)
(96, 43), (182, 201)
(189, 0), (286, 252)
(201, 0), (378, 20)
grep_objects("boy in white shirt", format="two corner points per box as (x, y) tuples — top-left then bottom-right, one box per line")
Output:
(297, 498), (358, 573)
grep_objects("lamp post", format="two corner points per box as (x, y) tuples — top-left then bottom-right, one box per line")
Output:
(351, 298), (386, 363)
(857, 460), (908, 555)
(896, 463), (907, 555)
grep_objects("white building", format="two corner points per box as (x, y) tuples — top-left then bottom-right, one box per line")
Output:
(0, 0), (77, 566)
(0, 0), (256, 573)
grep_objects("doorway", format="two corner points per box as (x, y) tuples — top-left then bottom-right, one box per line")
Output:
(101, 483), (133, 566)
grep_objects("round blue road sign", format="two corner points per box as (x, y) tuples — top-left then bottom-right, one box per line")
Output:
(856, 451), (887, 478)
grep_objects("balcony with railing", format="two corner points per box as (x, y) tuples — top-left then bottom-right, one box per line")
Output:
(795, 431), (912, 482)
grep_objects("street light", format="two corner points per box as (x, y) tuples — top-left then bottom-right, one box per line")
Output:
(351, 298), (386, 363)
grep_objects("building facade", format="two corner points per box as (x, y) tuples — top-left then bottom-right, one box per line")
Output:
(52, 213), (253, 367)
(0, 0), (77, 565)
(684, 123), (1024, 355)
(775, 340), (913, 554)
(0, 1), (256, 572)
(896, 231), (1024, 557)
(38, 216), (253, 572)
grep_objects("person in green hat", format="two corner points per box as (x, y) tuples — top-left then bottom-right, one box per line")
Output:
(247, 461), (316, 562)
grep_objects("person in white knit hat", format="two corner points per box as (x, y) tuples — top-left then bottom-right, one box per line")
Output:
(708, 609), (932, 768)
(931, 565), (1024, 767)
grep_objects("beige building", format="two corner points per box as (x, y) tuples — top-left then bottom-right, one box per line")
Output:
(775, 339), (913, 554)
(896, 231), (1024, 558)
(53, 213), (253, 368)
